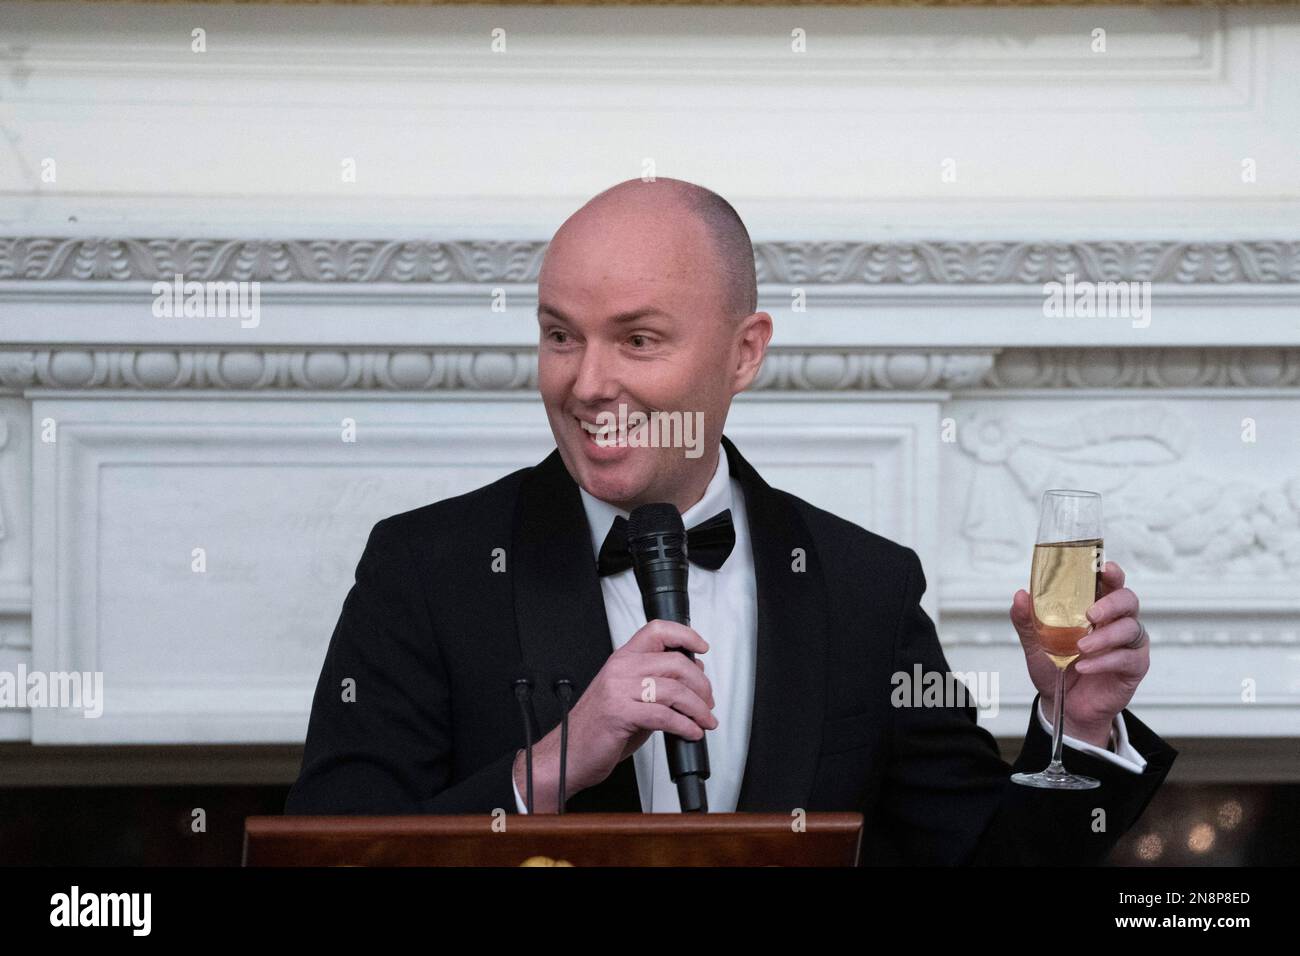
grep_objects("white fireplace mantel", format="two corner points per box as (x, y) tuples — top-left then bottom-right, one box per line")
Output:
(0, 3), (1298, 774)
(1, 236), (1297, 751)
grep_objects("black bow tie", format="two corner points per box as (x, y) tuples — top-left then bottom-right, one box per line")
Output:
(597, 509), (736, 577)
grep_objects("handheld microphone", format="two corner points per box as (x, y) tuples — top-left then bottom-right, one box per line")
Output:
(627, 503), (710, 813)
(511, 673), (537, 814)
(553, 677), (574, 814)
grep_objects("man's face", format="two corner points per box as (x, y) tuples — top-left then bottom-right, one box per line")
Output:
(536, 199), (764, 512)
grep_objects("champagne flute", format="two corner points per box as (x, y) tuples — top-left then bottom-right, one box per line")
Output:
(1011, 489), (1103, 790)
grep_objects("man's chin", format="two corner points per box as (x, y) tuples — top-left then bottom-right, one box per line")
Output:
(566, 450), (652, 507)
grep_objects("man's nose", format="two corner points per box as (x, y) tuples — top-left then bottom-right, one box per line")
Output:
(570, 341), (619, 405)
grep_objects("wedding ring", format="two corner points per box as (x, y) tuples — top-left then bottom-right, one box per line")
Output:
(1125, 621), (1148, 650)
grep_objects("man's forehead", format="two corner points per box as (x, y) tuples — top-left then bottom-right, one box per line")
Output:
(539, 196), (723, 315)
(537, 300), (674, 327)
(547, 195), (710, 263)
(539, 258), (711, 314)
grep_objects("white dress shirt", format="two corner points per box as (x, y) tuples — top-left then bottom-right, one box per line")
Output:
(514, 454), (1144, 812)
(1037, 698), (1147, 771)
(515, 449), (756, 812)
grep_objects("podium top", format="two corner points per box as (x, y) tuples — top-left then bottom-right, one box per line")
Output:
(245, 812), (863, 867)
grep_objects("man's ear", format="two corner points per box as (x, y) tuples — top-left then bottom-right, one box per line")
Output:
(731, 311), (773, 395)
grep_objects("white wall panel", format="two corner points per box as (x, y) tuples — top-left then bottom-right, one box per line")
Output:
(0, 2), (1296, 758)
(1, 4), (1297, 238)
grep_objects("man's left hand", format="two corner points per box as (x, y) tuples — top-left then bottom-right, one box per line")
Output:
(1010, 560), (1150, 748)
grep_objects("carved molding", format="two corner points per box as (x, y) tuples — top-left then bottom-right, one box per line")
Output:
(0, 349), (540, 392)
(2, 238), (1299, 284)
(0, 348), (997, 392)
(938, 622), (1300, 647)
(953, 401), (1300, 580)
(2, 347), (1298, 392)
(989, 348), (1300, 389)
(754, 351), (997, 390)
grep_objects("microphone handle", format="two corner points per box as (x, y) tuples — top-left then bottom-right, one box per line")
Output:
(638, 554), (710, 813)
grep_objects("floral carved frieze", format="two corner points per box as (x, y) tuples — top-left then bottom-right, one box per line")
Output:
(2, 238), (1300, 284)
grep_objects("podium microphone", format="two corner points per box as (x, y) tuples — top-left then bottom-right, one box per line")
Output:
(627, 503), (710, 813)
(553, 677), (574, 814)
(511, 673), (539, 814)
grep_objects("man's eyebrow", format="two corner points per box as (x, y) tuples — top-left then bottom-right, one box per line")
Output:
(537, 304), (670, 324)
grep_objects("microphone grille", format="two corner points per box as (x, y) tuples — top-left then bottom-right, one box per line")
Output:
(627, 502), (684, 540)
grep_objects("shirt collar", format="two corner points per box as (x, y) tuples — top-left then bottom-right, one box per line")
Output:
(578, 449), (734, 565)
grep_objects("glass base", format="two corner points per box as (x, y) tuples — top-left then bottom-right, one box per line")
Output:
(1011, 768), (1100, 790)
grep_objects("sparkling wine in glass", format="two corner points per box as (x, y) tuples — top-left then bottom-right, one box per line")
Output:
(1011, 489), (1103, 790)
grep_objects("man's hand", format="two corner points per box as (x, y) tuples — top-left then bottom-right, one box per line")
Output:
(512, 619), (717, 812)
(1010, 560), (1150, 748)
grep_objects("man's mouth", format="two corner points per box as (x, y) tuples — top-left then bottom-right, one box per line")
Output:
(570, 409), (655, 454)
(575, 416), (605, 443)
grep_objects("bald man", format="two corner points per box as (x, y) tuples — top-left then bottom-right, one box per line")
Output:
(286, 178), (1176, 864)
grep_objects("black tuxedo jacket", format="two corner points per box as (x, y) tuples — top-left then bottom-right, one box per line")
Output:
(286, 434), (1177, 864)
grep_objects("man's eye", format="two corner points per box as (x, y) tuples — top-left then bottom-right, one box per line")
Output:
(548, 330), (568, 343)
(629, 334), (648, 348)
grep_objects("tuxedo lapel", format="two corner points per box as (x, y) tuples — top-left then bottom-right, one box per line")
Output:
(510, 436), (829, 814)
(511, 449), (642, 812)
(722, 435), (830, 812)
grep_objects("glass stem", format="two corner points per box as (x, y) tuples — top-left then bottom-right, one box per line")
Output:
(1047, 665), (1068, 773)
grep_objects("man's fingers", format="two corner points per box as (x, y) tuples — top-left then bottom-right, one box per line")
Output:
(1077, 616), (1142, 654)
(1098, 560), (1125, 592)
(624, 681), (717, 733)
(1010, 590), (1038, 642)
(629, 701), (708, 741)
(1087, 585), (1139, 627)
(1074, 648), (1146, 676)
(639, 651), (714, 708)
(628, 619), (709, 656)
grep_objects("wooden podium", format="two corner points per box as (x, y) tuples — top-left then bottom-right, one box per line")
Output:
(244, 812), (863, 866)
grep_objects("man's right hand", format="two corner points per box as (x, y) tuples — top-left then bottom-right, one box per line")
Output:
(511, 619), (717, 813)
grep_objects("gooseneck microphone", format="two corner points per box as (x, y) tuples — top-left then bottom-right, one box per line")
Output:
(512, 674), (537, 814)
(627, 503), (710, 813)
(554, 677), (574, 814)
